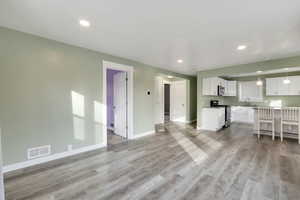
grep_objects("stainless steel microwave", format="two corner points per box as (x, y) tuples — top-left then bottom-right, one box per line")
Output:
(217, 85), (225, 96)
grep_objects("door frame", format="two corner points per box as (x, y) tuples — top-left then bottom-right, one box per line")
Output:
(102, 61), (134, 146)
(155, 78), (189, 124)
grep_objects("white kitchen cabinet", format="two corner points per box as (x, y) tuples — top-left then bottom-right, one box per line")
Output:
(202, 78), (213, 96)
(225, 81), (237, 96)
(200, 108), (225, 131)
(202, 77), (236, 96)
(202, 77), (221, 96)
(231, 106), (254, 124)
(266, 76), (300, 96)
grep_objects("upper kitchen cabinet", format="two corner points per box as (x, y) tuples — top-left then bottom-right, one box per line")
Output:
(225, 80), (237, 96)
(266, 76), (300, 96)
(202, 77), (236, 96)
(202, 77), (219, 96)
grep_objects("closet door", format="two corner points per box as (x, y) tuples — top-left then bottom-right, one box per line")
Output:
(113, 72), (127, 138)
(170, 80), (187, 122)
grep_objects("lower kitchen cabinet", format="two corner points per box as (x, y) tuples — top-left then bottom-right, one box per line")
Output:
(231, 106), (254, 124)
(200, 107), (225, 131)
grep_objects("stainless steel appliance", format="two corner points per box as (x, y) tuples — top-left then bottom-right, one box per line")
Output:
(217, 85), (225, 96)
(210, 100), (231, 128)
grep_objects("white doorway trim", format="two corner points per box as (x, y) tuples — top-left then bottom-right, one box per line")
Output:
(102, 61), (134, 146)
(155, 78), (189, 124)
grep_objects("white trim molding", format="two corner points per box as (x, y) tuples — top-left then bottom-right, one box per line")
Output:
(3, 143), (105, 173)
(102, 61), (134, 144)
(132, 130), (155, 139)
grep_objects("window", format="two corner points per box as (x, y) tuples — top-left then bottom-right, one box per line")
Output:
(269, 100), (282, 108)
(239, 81), (263, 102)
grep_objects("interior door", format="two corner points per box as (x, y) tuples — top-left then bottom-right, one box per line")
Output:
(113, 72), (127, 138)
(171, 80), (187, 122)
(154, 77), (164, 124)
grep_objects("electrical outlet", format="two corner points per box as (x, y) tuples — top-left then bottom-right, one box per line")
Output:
(67, 145), (73, 151)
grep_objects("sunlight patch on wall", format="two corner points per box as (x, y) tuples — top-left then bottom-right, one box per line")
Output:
(71, 91), (85, 117)
(71, 91), (85, 141)
(94, 101), (104, 144)
(269, 100), (282, 108)
(94, 124), (102, 144)
(94, 101), (102, 123)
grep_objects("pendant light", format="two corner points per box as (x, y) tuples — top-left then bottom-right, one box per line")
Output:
(256, 78), (263, 86)
(283, 68), (291, 84)
(283, 77), (291, 84)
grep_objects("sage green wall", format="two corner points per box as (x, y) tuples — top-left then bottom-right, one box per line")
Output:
(0, 27), (197, 165)
(197, 58), (300, 128)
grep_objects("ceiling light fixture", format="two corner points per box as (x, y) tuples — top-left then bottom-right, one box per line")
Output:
(283, 68), (291, 84)
(256, 70), (263, 73)
(79, 19), (90, 27)
(256, 79), (263, 86)
(177, 59), (183, 63)
(237, 45), (247, 50)
(167, 75), (173, 79)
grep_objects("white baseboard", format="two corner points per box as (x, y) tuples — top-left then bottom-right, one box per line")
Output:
(3, 143), (106, 173)
(197, 126), (222, 132)
(132, 130), (155, 139)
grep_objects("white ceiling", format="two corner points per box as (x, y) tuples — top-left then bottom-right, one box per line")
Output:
(1, 0), (300, 75)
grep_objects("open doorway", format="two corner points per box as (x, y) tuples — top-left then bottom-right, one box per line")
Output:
(106, 69), (128, 146)
(164, 83), (170, 122)
(155, 75), (188, 125)
(103, 61), (133, 147)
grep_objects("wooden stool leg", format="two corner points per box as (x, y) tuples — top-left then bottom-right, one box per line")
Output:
(257, 122), (260, 139)
(298, 111), (300, 144)
(298, 124), (300, 145)
(280, 122), (283, 142)
(272, 121), (275, 141)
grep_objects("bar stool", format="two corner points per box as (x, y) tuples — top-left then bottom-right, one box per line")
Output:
(280, 107), (300, 144)
(257, 107), (275, 140)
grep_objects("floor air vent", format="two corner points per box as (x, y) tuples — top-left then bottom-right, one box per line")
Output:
(27, 145), (51, 159)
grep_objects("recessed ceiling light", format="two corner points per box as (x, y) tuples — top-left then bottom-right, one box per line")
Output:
(79, 19), (90, 27)
(237, 45), (247, 50)
(284, 68), (289, 70)
(167, 75), (173, 79)
(256, 70), (263, 73)
(177, 59), (183, 63)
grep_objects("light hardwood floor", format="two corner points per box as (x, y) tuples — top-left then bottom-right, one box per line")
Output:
(4, 122), (300, 200)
